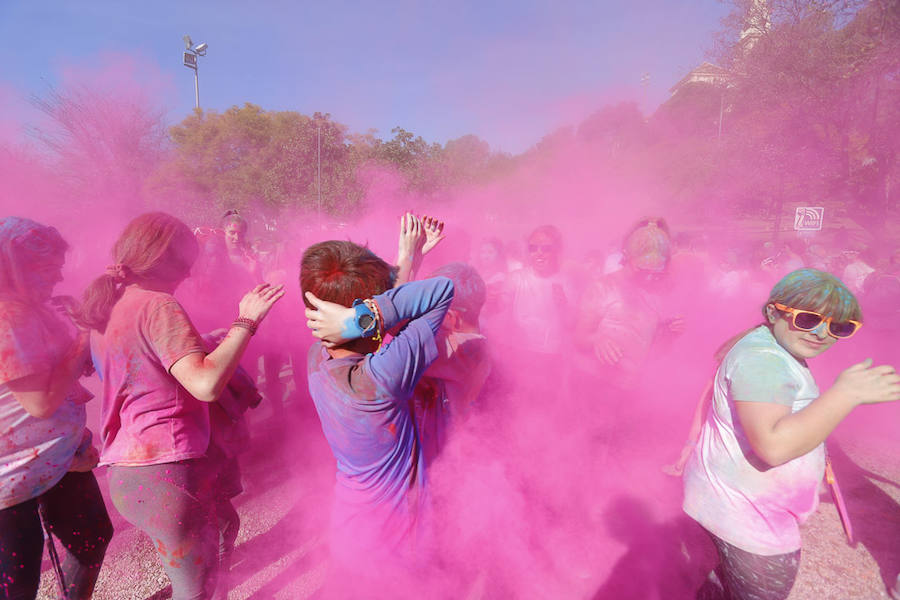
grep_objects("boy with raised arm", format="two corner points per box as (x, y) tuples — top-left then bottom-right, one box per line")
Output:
(299, 228), (453, 580)
(415, 262), (490, 461)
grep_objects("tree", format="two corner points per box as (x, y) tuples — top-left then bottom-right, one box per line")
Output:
(712, 0), (900, 224)
(31, 83), (168, 208)
(165, 104), (364, 219)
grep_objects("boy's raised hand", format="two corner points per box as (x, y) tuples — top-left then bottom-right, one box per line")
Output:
(421, 216), (446, 255)
(397, 213), (425, 264)
(394, 213), (445, 287)
(395, 213), (426, 286)
(305, 291), (358, 348)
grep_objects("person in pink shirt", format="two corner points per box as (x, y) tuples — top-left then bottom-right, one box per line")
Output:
(80, 212), (283, 600)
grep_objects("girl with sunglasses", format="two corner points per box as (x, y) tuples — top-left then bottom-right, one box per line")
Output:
(682, 268), (900, 600)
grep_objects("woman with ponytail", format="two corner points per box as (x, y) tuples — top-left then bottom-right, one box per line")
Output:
(682, 269), (900, 600)
(82, 212), (283, 600)
(0, 216), (112, 600)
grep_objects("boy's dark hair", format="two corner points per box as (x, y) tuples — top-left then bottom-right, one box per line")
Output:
(300, 240), (395, 309)
(430, 262), (486, 322)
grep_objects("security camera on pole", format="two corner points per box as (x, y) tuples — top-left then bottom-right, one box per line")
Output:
(182, 34), (208, 109)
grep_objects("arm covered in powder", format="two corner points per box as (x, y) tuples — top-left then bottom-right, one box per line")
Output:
(366, 276), (455, 398)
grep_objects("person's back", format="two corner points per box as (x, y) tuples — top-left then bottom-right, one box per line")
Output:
(307, 342), (423, 549)
(92, 285), (209, 466)
(301, 239), (454, 567)
(80, 212), (284, 600)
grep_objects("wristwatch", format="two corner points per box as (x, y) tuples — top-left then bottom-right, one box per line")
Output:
(352, 299), (378, 338)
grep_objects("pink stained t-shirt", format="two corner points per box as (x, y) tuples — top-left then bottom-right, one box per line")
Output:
(91, 286), (209, 467)
(0, 299), (90, 510)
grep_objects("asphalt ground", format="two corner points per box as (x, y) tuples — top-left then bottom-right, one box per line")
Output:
(34, 393), (900, 600)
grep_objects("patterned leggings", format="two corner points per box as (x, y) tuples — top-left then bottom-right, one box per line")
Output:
(108, 459), (223, 600)
(696, 530), (801, 600)
(0, 471), (113, 600)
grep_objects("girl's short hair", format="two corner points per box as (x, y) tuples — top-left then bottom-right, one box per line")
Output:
(0, 217), (68, 296)
(765, 268), (862, 322)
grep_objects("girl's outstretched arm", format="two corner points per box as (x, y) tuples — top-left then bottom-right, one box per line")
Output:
(737, 359), (900, 467)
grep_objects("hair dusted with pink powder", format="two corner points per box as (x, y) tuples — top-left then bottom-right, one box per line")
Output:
(300, 240), (395, 310)
(764, 268), (861, 323)
(713, 268), (862, 364)
(0, 217), (68, 297)
(221, 209), (249, 233)
(78, 212), (199, 331)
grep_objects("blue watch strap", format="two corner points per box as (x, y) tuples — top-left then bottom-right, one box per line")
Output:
(352, 299), (377, 338)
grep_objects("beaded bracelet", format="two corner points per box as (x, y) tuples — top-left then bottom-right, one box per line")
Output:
(232, 317), (258, 336)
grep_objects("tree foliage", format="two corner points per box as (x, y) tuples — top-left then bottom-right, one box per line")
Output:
(626, 0), (900, 228)
(162, 107), (512, 220)
(165, 104), (363, 218)
(31, 84), (168, 204)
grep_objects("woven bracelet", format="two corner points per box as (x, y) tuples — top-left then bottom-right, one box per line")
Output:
(363, 298), (384, 342)
(232, 317), (258, 336)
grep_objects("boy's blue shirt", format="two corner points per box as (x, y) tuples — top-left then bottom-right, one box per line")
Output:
(306, 277), (454, 548)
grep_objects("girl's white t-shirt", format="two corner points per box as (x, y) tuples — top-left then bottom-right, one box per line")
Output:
(0, 300), (88, 510)
(683, 325), (825, 555)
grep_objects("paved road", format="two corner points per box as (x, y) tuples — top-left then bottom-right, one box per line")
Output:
(36, 404), (899, 599)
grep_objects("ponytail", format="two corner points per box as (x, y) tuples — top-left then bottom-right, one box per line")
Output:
(77, 212), (198, 332)
(78, 274), (126, 332)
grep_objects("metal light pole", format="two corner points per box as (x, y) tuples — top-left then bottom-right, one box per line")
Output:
(182, 35), (208, 110)
(317, 124), (322, 213)
(640, 72), (650, 115)
(717, 89), (725, 139)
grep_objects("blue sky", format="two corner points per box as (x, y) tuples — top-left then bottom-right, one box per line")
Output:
(0, 1), (731, 153)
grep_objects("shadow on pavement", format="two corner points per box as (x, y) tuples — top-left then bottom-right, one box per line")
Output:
(827, 440), (900, 593)
(589, 494), (714, 600)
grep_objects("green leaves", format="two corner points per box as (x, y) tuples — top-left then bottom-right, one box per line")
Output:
(165, 108), (511, 218)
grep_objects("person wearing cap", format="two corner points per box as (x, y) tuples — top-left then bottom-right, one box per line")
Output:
(574, 218), (684, 393)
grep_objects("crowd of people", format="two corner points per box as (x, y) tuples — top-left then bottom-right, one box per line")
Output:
(0, 207), (898, 600)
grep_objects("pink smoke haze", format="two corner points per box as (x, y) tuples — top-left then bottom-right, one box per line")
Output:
(4, 4), (900, 598)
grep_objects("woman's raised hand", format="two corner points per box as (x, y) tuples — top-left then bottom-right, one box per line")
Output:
(833, 358), (900, 406)
(238, 283), (285, 323)
(421, 216), (445, 255)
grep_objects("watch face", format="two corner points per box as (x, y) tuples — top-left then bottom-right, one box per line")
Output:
(358, 314), (375, 330)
